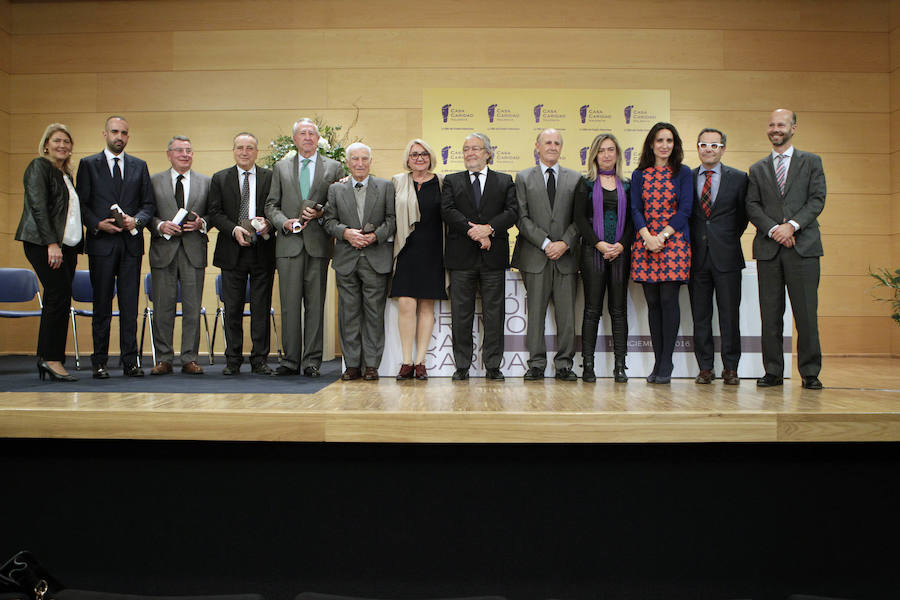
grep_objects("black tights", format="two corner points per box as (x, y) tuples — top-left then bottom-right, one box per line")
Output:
(641, 281), (682, 378)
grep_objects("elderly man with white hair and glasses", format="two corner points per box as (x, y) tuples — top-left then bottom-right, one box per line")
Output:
(440, 132), (518, 381)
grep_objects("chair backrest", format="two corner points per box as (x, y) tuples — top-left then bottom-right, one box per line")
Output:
(145, 272), (183, 304)
(71, 270), (117, 303)
(0, 268), (40, 303)
(214, 273), (251, 304)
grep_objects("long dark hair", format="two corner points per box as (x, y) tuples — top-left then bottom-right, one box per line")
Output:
(636, 121), (683, 176)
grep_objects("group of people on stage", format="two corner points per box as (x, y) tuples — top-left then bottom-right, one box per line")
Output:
(17, 107), (825, 389)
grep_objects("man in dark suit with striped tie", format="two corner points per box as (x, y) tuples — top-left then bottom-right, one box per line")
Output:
(689, 128), (749, 386)
(746, 109), (826, 390)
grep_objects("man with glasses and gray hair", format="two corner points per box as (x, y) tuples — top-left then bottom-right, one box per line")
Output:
(440, 132), (518, 381)
(688, 128), (749, 386)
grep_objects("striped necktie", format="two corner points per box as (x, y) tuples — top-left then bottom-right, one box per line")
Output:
(775, 154), (786, 195)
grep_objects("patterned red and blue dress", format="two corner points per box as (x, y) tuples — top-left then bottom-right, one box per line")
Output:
(630, 165), (692, 282)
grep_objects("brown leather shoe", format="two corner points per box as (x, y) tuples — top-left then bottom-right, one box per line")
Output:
(414, 363), (428, 380)
(695, 369), (714, 384)
(341, 367), (361, 381)
(150, 361), (173, 376)
(722, 369), (740, 385)
(396, 363), (414, 380)
(181, 361), (204, 375)
(363, 367), (379, 381)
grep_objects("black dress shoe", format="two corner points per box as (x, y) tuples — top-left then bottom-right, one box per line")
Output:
(485, 368), (505, 381)
(756, 373), (784, 387)
(222, 364), (241, 376)
(523, 367), (544, 381)
(801, 376), (823, 390)
(92, 365), (111, 379)
(451, 368), (469, 381)
(275, 365), (299, 376)
(124, 364), (144, 377)
(303, 365), (321, 378)
(252, 363), (274, 376)
(555, 368), (577, 381)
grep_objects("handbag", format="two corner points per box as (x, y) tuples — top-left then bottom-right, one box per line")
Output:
(0, 551), (64, 600)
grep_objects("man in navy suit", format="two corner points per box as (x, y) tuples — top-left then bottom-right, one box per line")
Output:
(76, 116), (155, 378)
(688, 128), (749, 385)
(441, 132), (518, 381)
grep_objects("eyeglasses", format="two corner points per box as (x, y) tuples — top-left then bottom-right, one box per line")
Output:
(170, 148), (193, 154)
(409, 152), (429, 159)
(697, 142), (724, 150)
(462, 146), (485, 153)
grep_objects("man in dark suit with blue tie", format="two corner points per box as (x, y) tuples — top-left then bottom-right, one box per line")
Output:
(441, 132), (518, 381)
(76, 116), (155, 378)
(688, 128), (749, 386)
(746, 109), (826, 390)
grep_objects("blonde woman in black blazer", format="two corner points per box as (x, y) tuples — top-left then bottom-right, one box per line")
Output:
(15, 123), (83, 381)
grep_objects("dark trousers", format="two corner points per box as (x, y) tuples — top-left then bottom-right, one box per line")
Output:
(23, 241), (77, 363)
(580, 246), (629, 359)
(221, 248), (275, 366)
(641, 281), (683, 378)
(757, 246), (821, 377)
(688, 252), (742, 371)
(448, 267), (506, 370)
(88, 236), (141, 368)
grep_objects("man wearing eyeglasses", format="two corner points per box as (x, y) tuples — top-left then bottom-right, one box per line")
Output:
(746, 109), (826, 390)
(441, 132), (518, 380)
(688, 128), (749, 386)
(148, 135), (211, 375)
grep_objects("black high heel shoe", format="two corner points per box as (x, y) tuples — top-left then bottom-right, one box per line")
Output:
(37, 359), (77, 382)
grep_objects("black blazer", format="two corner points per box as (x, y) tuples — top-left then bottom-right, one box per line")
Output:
(440, 168), (518, 270)
(76, 151), (155, 257)
(206, 165), (275, 270)
(15, 157), (82, 251)
(573, 176), (633, 249)
(689, 164), (749, 273)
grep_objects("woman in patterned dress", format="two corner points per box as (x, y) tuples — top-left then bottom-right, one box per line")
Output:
(630, 122), (693, 384)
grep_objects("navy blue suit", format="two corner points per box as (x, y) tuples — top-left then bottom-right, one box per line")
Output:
(76, 151), (155, 368)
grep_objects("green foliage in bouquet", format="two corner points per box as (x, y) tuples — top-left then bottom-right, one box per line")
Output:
(869, 267), (900, 326)
(263, 114), (359, 175)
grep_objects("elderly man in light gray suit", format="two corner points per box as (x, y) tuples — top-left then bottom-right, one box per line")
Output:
(747, 108), (826, 390)
(148, 135), (210, 375)
(323, 143), (396, 382)
(265, 118), (344, 378)
(512, 129), (581, 381)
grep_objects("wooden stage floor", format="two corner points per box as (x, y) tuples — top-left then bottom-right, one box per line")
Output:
(1, 356), (897, 444)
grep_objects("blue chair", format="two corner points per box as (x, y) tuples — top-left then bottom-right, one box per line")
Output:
(69, 269), (119, 370)
(139, 273), (212, 367)
(210, 273), (281, 364)
(0, 268), (42, 319)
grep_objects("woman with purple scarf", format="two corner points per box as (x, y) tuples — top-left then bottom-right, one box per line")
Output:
(573, 133), (633, 382)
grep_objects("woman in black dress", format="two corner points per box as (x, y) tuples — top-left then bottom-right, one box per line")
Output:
(15, 123), (83, 381)
(390, 139), (445, 380)
(574, 133), (632, 382)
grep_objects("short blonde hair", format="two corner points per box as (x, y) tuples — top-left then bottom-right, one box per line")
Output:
(38, 123), (74, 175)
(402, 138), (437, 172)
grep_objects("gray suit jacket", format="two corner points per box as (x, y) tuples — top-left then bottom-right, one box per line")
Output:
(746, 149), (825, 260)
(149, 169), (210, 269)
(511, 164), (580, 274)
(265, 152), (344, 259)
(324, 177), (396, 276)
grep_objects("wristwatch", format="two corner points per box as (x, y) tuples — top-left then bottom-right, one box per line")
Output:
(662, 231), (671, 241)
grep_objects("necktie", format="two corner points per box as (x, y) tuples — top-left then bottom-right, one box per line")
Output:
(471, 172), (482, 209)
(175, 174), (185, 209)
(700, 170), (713, 218)
(354, 182), (365, 225)
(239, 171), (250, 221)
(546, 168), (556, 208)
(775, 154), (786, 195)
(112, 157), (123, 195)
(300, 158), (311, 201)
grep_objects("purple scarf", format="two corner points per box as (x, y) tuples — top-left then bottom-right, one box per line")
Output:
(592, 170), (627, 270)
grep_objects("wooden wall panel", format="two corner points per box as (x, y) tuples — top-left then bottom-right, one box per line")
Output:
(11, 32), (173, 74)
(893, 193), (900, 234)
(818, 195), (890, 236)
(9, 0), (891, 34)
(819, 316), (892, 355)
(0, 192), (13, 236)
(10, 73), (97, 113)
(719, 152), (889, 195)
(819, 235), (891, 276)
(0, 28), (9, 73)
(0, 70), (8, 113)
(819, 276), (886, 317)
(723, 31), (888, 72)
(324, 68), (889, 112)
